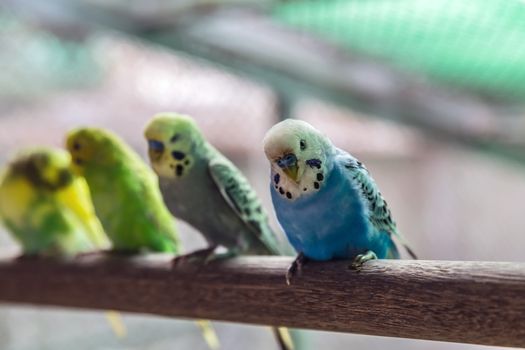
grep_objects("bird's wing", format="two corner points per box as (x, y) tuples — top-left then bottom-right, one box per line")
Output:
(208, 156), (281, 255)
(135, 166), (180, 250)
(340, 152), (417, 259)
(56, 177), (110, 249)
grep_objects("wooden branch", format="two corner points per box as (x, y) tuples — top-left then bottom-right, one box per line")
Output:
(0, 255), (524, 347)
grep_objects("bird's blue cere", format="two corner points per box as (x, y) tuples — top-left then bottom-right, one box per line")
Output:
(148, 140), (165, 152)
(277, 153), (297, 169)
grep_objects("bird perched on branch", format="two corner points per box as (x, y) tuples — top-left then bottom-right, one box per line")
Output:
(263, 119), (417, 284)
(66, 128), (180, 253)
(0, 148), (126, 337)
(144, 113), (295, 350)
(65, 127), (219, 349)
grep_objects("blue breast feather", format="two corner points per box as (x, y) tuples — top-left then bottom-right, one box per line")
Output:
(271, 154), (397, 261)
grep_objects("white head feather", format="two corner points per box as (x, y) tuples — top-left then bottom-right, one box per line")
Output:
(263, 119), (334, 200)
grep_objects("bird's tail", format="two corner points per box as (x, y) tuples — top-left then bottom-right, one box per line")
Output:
(393, 231), (418, 260)
(403, 244), (418, 260)
(196, 320), (220, 350)
(104, 313), (219, 349)
(105, 310), (127, 338)
(272, 326), (295, 350)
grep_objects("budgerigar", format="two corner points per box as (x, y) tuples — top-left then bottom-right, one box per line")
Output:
(0, 148), (110, 257)
(65, 127), (219, 349)
(65, 128), (180, 253)
(144, 113), (295, 350)
(263, 119), (417, 284)
(0, 148), (126, 337)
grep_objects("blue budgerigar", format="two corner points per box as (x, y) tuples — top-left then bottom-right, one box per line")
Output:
(263, 119), (416, 284)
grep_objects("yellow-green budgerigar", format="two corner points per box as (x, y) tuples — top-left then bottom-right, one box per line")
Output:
(144, 113), (295, 350)
(0, 148), (110, 257)
(66, 127), (180, 253)
(65, 127), (219, 349)
(0, 148), (126, 337)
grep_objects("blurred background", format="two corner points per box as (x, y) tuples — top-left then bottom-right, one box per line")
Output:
(1, 0), (524, 349)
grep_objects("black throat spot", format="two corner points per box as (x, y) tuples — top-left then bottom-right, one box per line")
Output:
(175, 164), (184, 177)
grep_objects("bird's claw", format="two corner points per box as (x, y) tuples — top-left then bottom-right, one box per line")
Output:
(286, 252), (307, 285)
(285, 264), (297, 286)
(350, 250), (377, 271)
(172, 254), (189, 267)
(172, 246), (218, 267)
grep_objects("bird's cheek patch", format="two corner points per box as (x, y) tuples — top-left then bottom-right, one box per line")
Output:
(306, 159), (322, 169)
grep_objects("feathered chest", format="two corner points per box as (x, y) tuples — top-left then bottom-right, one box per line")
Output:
(271, 164), (369, 238)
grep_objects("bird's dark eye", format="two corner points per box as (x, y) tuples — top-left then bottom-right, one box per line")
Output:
(73, 142), (81, 151)
(300, 139), (306, 150)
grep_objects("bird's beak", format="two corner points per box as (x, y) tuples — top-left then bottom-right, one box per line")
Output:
(277, 153), (299, 182)
(283, 166), (299, 182)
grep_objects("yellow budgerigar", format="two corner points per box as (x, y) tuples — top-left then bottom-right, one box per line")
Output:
(0, 148), (110, 257)
(0, 148), (127, 337)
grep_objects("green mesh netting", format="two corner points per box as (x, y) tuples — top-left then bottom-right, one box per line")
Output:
(0, 11), (103, 102)
(273, 0), (525, 101)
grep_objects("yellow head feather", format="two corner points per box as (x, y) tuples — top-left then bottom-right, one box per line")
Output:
(144, 113), (204, 179)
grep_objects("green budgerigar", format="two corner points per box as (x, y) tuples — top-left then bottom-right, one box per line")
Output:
(0, 148), (110, 257)
(66, 127), (180, 253)
(144, 113), (295, 350)
(65, 127), (219, 349)
(144, 114), (287, 258)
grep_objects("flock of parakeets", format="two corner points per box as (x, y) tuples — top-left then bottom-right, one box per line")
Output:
(0, 113), (416, 350)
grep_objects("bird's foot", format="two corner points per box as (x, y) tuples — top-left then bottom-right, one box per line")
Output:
(286, 252), (308, 285)
(350, 250), (377, 271)
(172, 246), (218, 267)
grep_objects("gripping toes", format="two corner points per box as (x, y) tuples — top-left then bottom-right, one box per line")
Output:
(350, 250), (377, 271)
(286, 252), (307, 285)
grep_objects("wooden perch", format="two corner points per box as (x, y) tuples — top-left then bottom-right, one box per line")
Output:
(0, 254), (524, 347)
